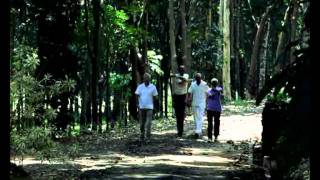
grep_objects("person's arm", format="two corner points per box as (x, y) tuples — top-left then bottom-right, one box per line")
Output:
(187, 84), (193, 106)
(135, 85), (140, 109)
(170, 73), (178, 78)
(152, 85), (159, 100)
(206, 89), (210, 111)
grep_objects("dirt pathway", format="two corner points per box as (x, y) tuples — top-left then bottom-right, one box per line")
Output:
(13, 104), (265, 179)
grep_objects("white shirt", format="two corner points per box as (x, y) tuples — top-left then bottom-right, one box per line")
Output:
(135, 83), (158, 109)
(188, 80), (209, 109)
(173, 73), (189, 95)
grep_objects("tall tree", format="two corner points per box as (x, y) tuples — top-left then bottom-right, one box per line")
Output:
(168, 0), (178, 74)
(180, 0), (189, 71)
(222, 0), (232, 100)
(258, 21), (270, 91)
(290, 0), (299, 63)
(246, 4), (274, 98)
(205, 0), (212, 40)
(275, 0), (295, 72)
(91, 0), (101, 131)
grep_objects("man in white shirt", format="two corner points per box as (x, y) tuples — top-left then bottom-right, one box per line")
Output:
(135, 73), (158, 144)
(187, 73), (209, 138)
(171, 65), (189, 137)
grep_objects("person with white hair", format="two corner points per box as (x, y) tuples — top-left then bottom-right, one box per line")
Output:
(135, 73), (158, 144)
(187, 73), (209, 139)
(206, 78), (223, 142)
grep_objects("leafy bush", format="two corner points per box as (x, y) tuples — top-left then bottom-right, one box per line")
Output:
(11, 127), (57, 164)
(287, 158), (310, 180)
(11, 127), (81, 164)
(10, 44), (76, 129)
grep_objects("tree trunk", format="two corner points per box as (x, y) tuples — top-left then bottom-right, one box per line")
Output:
(290, 0), (299, 63)
(205, 0), (212, 40)
(164, 76), (168, 118)
(74, 96), (79, 123)
(258, 21), (270, 91)
(234, 0), (241, 99)
(129, 47), (139, 121)
(230, 0), (235, 98)
(168, 0), (178, 73)
(185, 0), (194, 75)
(180, 0), (189, 71)
(80, 82), (89, 133)
(239, 0), (246, 99)
(222, 0), (232, 100)
(104, 43), (111, 131)
(275, 2), (293, 72)
(98, 81), (103, 133)
(142, 8), (149, 72)
(91, 0), (101, 131)
(246, 5), (274, 98)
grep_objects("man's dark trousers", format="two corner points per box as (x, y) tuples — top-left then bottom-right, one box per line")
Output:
(174, 94), (186, 136)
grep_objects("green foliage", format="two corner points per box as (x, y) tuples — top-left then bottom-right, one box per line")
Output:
(10, 44), (76, 129)
(287, 158), (310, 180)
(266, 87), (291, 104)
(110, 73), (131, 90)
(11, 127), (57, 163)
(102, 4), (139, 51)
(147, 50), (164, 76)
(11, 127), (81, 164)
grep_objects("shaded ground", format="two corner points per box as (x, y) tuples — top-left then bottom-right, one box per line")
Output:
(11, 103), (265, 179)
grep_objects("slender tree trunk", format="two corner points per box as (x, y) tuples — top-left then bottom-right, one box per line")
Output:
(246, 5), (274, 98)
(290, 0), (299, 63)
(168, 0), (178, 72)
(104, 43), (111, 131)
(222, 0), (232, 100)
(98, 87), (103, 133)
(75, 96), (79, 122)
(239, 1), (246, 99)
(234, 0), (241, 99)
(258, 21), (270, 91)
(129, 47), (139, 121)
(142, 9), (149, 71)
(84, 0), (92, 131)
(164, 77), (168, 118)
(91, 0), (101, 131)
(186, 0), (195, 74)
(80, 83), (89, 133)
(180, 0), (189, 71)
(219, 0), (224, 89)
(205, 0), (212, 40)
(230, 0), (235, 98)
(275, 2), (293, 72)
(168, 0), (178, 115)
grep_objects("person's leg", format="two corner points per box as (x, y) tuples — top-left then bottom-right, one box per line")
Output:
(192, 106), (198, 137)
(213, 111), (221, 140)
(175, 95), (182, 136)
(197, 106), (205, 136)
(139, 109), (147, 141)
(180, 94), (186, 135)
(176, 95), (186, 136)
(194, 106), (203, 136)
(207, 110), (213, 140)
(145, 109), (153, 141)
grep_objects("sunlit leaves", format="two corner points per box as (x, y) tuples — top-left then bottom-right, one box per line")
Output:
(147, 50), (164, 76)
(110, 73), (131, 90)
(12, 44), (39, 74)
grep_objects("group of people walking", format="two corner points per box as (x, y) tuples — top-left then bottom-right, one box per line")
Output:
(135, 65), (223, 144)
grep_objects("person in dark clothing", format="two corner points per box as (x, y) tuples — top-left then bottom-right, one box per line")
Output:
(206, 78), (223, 142)
(171, 65), (189, 137)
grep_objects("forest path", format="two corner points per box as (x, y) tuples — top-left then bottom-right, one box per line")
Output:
(17, 103), (265, 179)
